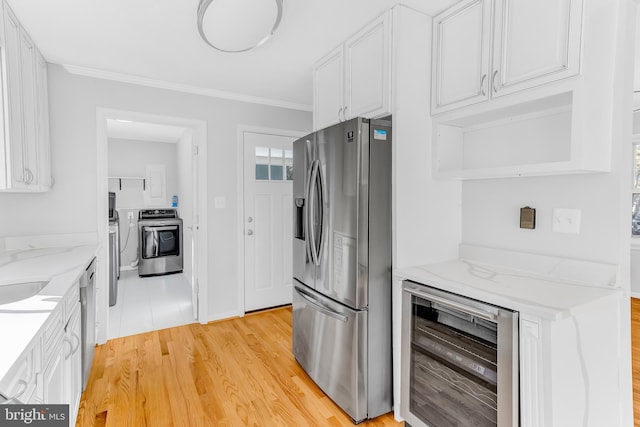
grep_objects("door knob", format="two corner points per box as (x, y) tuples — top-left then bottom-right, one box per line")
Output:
(247, 217), (253, 223)
(247, 229), (254, 236)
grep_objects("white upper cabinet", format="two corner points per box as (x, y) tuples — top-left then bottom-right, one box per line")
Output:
(431, 0), (492, 113)
(0, 0), (51, 191)
(313, 46), (344, 131)
(36, 51), (52, 189)
(429, 0), (599, 180)
(344, 13), (391, 121)
(3, 4), (25, 188)
(492, 0), (582, 97)
(313, 12), (391, 130)
(19, 27), (39, 187)
(431, 0), (583, 115)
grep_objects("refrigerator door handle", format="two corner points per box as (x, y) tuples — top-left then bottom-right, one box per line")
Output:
(316, 161), (327, 264)
(307, 160), (320, 265)
(304, 160), (317, 265)
(294, 286), (348, 323)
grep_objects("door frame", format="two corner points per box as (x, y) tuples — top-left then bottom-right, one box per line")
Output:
(96, 108), (208, 344)
(236, 125), (307, 315)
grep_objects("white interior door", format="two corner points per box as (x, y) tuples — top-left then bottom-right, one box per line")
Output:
(244, 131), (296, 312)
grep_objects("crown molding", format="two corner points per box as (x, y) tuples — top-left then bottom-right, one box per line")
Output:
(61, 64), (312, 112)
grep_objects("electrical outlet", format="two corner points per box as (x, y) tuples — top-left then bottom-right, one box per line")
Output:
(552, 208), (581, 234)
(127, 211), (134, 220)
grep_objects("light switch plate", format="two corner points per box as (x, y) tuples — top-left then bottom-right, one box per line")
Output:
(552, 208), (581, 234)
(214, 196), (226, 209)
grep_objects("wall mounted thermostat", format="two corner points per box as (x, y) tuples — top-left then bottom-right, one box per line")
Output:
(520, 206), (536, 229)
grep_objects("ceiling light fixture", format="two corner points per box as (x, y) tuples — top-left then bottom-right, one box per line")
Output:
(197, 0), (283, 53)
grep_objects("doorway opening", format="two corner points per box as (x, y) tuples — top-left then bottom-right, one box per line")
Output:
(96, 109), (208, 343)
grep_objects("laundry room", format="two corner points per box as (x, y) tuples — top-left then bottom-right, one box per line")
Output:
(106, 118), (197, 339)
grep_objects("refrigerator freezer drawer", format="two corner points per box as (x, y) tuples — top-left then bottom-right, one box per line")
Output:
(292, 281), (367, 422)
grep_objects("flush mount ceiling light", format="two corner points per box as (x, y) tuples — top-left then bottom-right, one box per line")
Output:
(197, 0), (283, 53)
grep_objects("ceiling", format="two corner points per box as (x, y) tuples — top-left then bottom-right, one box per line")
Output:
(7, 0), (456, 111)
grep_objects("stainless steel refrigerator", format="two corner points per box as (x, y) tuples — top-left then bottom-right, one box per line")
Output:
(292, 117), (392, 423)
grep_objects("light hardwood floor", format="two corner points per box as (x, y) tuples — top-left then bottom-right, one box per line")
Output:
(76, 306), (401, 427)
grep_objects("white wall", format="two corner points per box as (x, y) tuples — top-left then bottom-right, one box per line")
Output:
(392, 6), (461, 270)
(0, 65), (312, 322)
(107, 137), (179, 208)
(461, 174), (621, 264)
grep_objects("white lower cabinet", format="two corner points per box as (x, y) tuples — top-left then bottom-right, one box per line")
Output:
(519, 315), (545, 427)
(518, 301), (625, 427)
(0, 337), (40, 404)
(42, 334), (65, 403)
(2, 280), (83, 424)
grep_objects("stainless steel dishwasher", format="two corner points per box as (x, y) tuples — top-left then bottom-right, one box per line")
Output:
(79, 257), (96, 390)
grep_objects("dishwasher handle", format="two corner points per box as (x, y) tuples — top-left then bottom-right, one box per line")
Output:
(80, 257), (97, 288)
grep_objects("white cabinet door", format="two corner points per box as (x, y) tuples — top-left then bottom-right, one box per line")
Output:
(313, 45), (343, 130)
(36, 51), (51, 189)
(42, 342), (65, 404)
(3, 4), (24, 188)
(431, 0), (492, 114)
(492, 0), (583, 97)
(344, 12), (391, 120)
(19, 26), (38, 187)
(0, 338), (39, 404)
(0, 0), (51, 191)
(520, 316), (545, 427)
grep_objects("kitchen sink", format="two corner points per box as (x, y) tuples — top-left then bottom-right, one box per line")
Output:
(0, 281), (48, 305)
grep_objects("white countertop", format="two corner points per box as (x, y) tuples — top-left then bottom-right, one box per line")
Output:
(395, 245), (622, 320)
(0, 245), (98, 381)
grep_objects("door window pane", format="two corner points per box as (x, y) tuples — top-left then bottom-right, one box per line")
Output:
(634, 144), (640, 191)
(633, 142), (640, 236)
(254, 145), (293, 182)
(256, 164), (269, 180)
(633, 194), (640, 235)
(271, 165), (283, 180)
(271, 148), (283, 160)
(285, 150), (293, 180)
(256, 146), (270, 180)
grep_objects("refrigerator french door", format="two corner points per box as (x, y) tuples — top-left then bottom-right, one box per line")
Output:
(292, 117), (392, 423)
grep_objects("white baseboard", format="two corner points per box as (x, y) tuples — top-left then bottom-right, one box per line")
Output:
(205, 310), (241, 324)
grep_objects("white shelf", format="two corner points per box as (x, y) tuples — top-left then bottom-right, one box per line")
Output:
(432, 89), (611, 179)
(108, 176), (146, 190)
